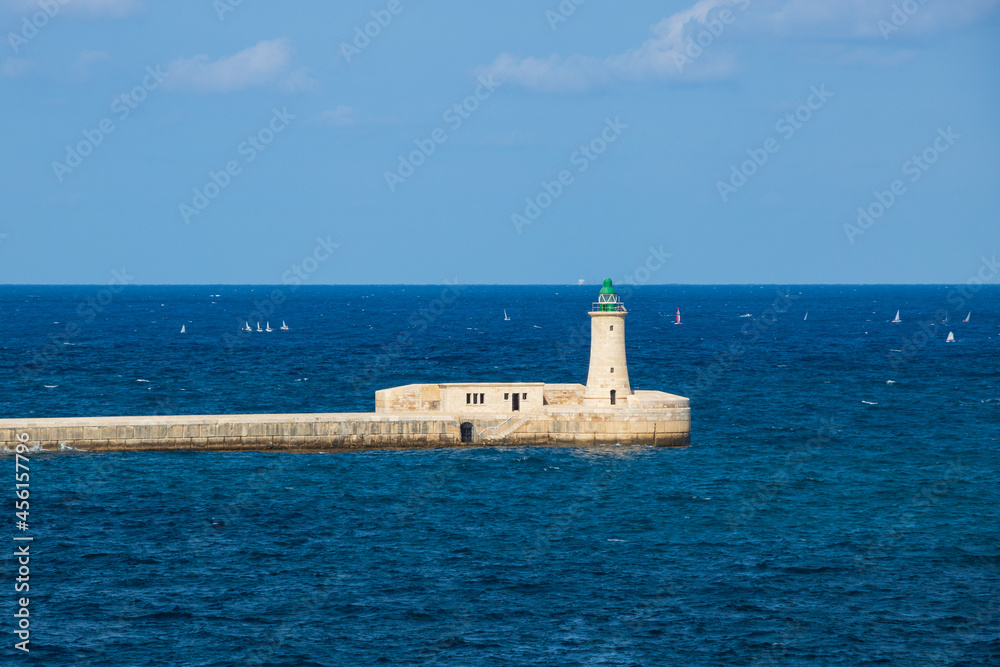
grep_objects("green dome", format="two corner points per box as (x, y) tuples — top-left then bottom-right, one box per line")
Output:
(596, 278), (619, 311)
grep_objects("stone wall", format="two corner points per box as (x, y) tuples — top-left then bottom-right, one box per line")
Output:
(376, 383), (547, 414)
(0, 407), (690, 453)
(439, 383), (545, 413)
(541, 383), (586, 405)
(375, 384), (442, 412)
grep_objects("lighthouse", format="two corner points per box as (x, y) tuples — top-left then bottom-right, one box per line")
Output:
(584, 278), (631, 406)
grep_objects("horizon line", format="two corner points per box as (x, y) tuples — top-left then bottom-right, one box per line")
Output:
(0, 283), (994, 288)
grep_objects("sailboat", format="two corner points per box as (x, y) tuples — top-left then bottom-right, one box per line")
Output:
(243, 321), (252, 332)
(804, 312), (808, 321)
(256, 322), (263, 332)
(504, 309), (510, 321)
(265, 322), (273, 332)
(892, 310), (902, 323)
(180, 325), (186, 334)
(280, 321), (289, 331)
(963, 312), (971, 323)
(946, 331), (955, 343)
(674, 308), (682, 325)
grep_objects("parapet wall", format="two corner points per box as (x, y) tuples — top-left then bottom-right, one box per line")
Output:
(376, 383), (547, 414)
(0, 407), (690, 454)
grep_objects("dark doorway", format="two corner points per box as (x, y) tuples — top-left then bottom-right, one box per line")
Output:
(512, 393), (520, 412)
(610, 390), (616, 405)
(460, 422), (473, 443)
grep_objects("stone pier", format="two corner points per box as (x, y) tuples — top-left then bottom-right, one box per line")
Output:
(0, 399), (690, 454)
(0, 279), (691, 454)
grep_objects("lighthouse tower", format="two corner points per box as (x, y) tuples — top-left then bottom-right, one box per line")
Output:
(584, 278), (631, 406)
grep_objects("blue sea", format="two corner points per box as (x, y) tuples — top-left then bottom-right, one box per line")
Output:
(1, 285), (998, 666)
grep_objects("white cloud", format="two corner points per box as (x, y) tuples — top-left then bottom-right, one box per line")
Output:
(277, 67), (317, 94)
(481, 0), (1000, 92)
(834, 47), (918, 68)
(319, 105), (359, 127)
(2, 0), (142, 17)
(481, 0), (740, 92)
(746, 0), (1000, 40)
(164, 38), (314, 93)
(71, 49), (109, 77)
(1, 57), (29, 78)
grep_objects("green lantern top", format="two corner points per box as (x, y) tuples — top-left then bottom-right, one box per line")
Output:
(595, 278), (623, 311)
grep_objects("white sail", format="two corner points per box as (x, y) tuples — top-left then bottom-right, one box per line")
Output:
(265, 322), (272, 332)
(964, 312), (971, 323)
(180, 325), (186, 334)
(244, 321), (251, 332)
(504, 309), (510, 321)
(804, 312), (808, 321)
(281, 320), (289, 330)
(256, 322), (262, 332)
(892, 310), (901, 323)
(946, 331), (955, 343)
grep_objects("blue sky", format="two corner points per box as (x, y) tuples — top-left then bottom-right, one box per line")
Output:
(0, 0), (997, 284)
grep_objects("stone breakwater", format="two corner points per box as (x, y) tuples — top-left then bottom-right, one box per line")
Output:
(0, 408), (690, 454)
(2, 280), (694, 454)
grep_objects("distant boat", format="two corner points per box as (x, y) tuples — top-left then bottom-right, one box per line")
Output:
(892, 310), (901, 323)
(946, 331), (955, 343)
(675, 308), (682, 325)
(963, 312), (971, 323)
(738, 313), (751, 318)
(804, 312), (808, 321)
(280, 321), (289, 331)
(504, 309), (510, 321)
(243, 321), (252, 332)
(265, 322), (273, 332)
(256, 322), (263, 332)
(180, 325), (186, 334)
